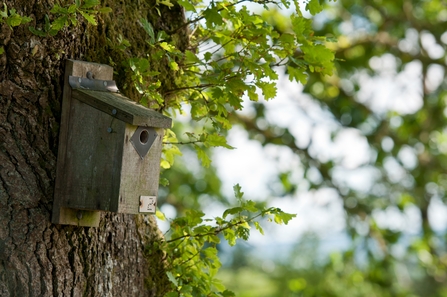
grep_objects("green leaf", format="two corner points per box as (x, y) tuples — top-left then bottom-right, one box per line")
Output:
(279, 33), (295, 47)
(223, 228), (236, 246)
(51, 15), (68, 31)
(205, 233), (221, 244)
(156, 31), (168, 43)
(29, 26), (47, 37)
(254, 221), (264, 235)
(203, 7), (224, 27)
(215, 115), (231, 129)
(164, 145), (182, 167)
(239, 221), (251, 230)
(204, 52), (213, 62)
(212, 279), (226, 292)
(233, 184), (244, 200)
(160, 160), (171, 169)
(50, 4), (67, 14)
(48, 29), (60, 37)
(23, 15), (32, 23)
(205, 133), (234, 149)
(6, 14), (22, 27)
(177, 0), (196, 12)
(158, 0), (174, 8)
(79, 10), (97, 25)
(291, 15), (312, 42)
(235, 224), (250, 240)
(185, 209), (205, 225)
(166, 271), (179, 287)
(168, 60), (179, 71)
(273, 211), (296, 225)
(227, 78), (246, 93)
(98, 7), (112, 13)
(287, 65), (308, 84)
(227, 93), (243, 110)
(0, 4), (8, 18)
(159, 177), (169, 186)
(159, 42), (176, 52)
(243, 200), (258, 213)
(306, 0), (323, 15)
(69, 16), (78, 26)
(67, 4), (77, 14)
(302, 43), (335, 75)
(155, 210), (166, 220)
(81, 0), (100, 9)
(191, 101), (208, 120)
(0, 46), (4, 55)
(223, 207), (243, 219)
(247, 85), (259, 102)
(210, 87), (225, 100)
(194, 145), (211, 168)
(222, 290), (236, 297)
(140, 18), (155, 44)
(256, 81), (277, 100)
(44, 14), (50, 31)
(185, 50), (200, 64)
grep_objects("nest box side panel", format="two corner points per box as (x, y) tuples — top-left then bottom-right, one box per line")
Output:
(117, 125), (164, 214)
(53, 60), (114, 226)
(62, 98), (125, 212)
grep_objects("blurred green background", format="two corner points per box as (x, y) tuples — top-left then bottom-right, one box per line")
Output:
(160, 0), (447, 295)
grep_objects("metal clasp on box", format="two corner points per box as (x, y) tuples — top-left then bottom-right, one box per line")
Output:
(68, 71), (119, 92)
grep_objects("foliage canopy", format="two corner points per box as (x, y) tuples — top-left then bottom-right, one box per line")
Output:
(214, 0), (447, 296)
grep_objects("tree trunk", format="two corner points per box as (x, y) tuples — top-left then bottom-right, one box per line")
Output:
(0, 0), (182, 295)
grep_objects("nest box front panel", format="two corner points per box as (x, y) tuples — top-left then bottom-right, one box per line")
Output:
(118, 125), (164, 214)
(63, 98), (125, 212)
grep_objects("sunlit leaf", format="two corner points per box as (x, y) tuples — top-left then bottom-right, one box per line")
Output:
(79, 11), (97, 25)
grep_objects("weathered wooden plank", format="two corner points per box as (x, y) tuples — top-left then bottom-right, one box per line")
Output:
(71, 89), (172, 128)
(117, 125), (164, 214)
(52, 60), (112, 227)
(62, 98), (125, 212)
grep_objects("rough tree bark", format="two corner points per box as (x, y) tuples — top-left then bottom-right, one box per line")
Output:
(0, 0), (186, 296)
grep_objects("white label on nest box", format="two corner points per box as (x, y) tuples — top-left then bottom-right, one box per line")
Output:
(139, 196), (157, 213)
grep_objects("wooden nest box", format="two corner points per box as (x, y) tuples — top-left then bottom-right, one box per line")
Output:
(52, 60), (171, 227)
